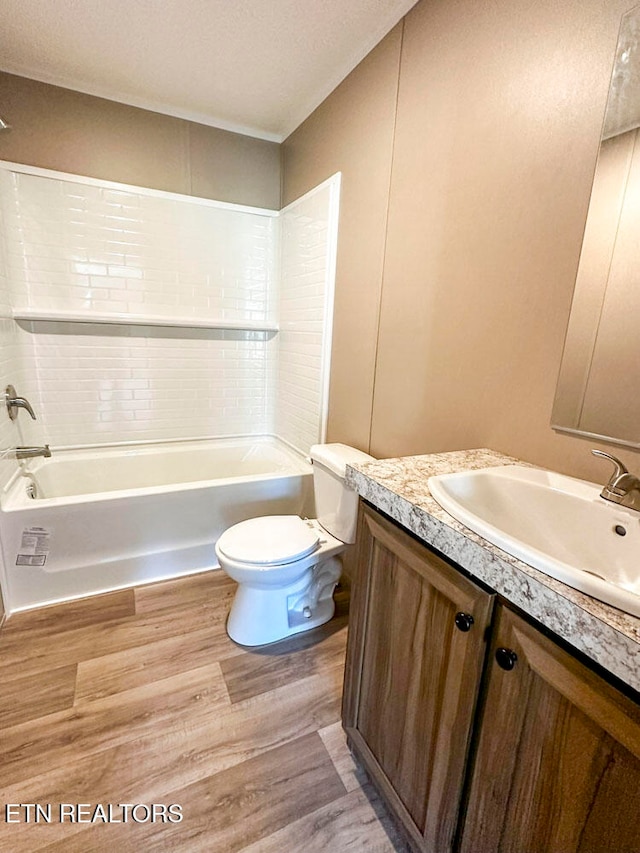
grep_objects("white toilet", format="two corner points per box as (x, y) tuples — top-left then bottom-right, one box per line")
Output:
(215, 443), (373, 646)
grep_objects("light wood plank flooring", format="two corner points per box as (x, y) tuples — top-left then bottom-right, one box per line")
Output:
(0, 570), (408, 851)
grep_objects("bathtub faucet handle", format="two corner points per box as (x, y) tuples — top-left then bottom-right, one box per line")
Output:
(5, 385), (37, 420)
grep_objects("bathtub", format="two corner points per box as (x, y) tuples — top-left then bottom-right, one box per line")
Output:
(0, 437), (313, 613)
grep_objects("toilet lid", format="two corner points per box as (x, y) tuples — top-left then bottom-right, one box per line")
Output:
(217, 515), (320, 566)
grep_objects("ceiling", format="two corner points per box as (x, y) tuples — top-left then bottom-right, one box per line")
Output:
(0, 0), (418, 142)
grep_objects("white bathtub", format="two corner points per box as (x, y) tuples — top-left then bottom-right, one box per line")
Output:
(0, 437), (313, 613)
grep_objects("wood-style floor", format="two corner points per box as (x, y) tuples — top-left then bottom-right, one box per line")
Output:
(0, 570), (408, 852)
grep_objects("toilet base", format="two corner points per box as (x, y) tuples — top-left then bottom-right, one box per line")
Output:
(226, 557), (342, 646)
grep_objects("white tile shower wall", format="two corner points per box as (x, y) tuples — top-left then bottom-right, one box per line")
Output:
(3, 172), (276, 322)
(0, 201), (23, 489)
(276, 179), (338, 454)
(0, 166), (338, 452)
(277, 330), (324, 451)
(0, 170), (278, 446)
(14, 324), (273, 446)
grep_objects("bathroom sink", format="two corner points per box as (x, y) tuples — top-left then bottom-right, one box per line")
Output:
(428, 465), (640, 618)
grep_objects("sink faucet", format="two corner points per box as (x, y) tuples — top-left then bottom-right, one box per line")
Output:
(15, 445), (51, 460)
(5, 385), (36, 420)
(592, 450), (640, 513)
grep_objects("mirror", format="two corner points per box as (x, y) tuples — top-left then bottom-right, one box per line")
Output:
(552, 5), (640, 449)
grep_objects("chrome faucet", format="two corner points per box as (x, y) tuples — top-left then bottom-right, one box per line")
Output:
(15, 445), (51, 460)
(592, 449), (640, 513)
(5, 385), (36, 420)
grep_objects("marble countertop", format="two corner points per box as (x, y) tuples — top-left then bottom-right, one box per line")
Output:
(346, 448), (640, 694)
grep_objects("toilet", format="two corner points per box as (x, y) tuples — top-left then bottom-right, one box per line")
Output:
(215, 443), (373, 646)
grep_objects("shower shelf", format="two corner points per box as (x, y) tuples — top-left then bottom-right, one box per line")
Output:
(12, 309), (278, 333)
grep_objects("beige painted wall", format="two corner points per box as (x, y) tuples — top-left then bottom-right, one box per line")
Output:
(0, 73), (280, 208)
(283, 0), (639, 481)
(282, 25), (402, 451)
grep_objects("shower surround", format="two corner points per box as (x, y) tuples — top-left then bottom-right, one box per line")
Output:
(0, 163), (340, 612)
(0, 164), (339, 452)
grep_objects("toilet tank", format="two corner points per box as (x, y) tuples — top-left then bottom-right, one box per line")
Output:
(310, 443), (374, 543)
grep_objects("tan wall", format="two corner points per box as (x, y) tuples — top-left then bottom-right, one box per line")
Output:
(283, 0), (638, 481)
(0, 73), (280, 208)
(282, 26), (403, 451)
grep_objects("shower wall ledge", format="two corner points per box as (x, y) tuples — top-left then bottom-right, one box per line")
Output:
(13, 309), (279, 333)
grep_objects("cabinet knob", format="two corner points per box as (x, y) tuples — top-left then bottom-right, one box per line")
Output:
(495, 647), (518, 671)
(454, 612), (474, 632)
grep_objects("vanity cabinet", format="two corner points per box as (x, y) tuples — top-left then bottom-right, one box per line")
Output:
(460, 604), (640, 853)
(343, 502), (640, 853)
(342, 503), (495, 853)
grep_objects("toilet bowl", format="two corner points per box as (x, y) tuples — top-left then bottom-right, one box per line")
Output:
(216, 515), (345, 646)
(215, 443), (373, 646)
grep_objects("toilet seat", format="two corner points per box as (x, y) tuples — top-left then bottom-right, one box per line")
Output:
(216, 515), (319, 566)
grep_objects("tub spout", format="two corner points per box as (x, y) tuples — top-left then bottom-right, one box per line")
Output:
(15, 445), (51, 459)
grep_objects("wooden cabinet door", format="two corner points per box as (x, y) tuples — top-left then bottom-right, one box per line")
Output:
(343, 504), (495, 853)
(460, 605), (640, 853)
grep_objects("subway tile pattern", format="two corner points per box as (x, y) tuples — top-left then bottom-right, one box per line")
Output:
(0, 204), (23, 489)
(276, 182), (336, 453)
(0, 169), (336, 451)
(2, 172), (275, 322)
(14, 324), (274, 446)
(276, 330), (324, 453)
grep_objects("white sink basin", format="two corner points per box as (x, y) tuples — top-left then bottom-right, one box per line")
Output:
(428, 465), (640, 618)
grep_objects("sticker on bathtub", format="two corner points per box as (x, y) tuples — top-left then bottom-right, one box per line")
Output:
(16, 526), (51, 567)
